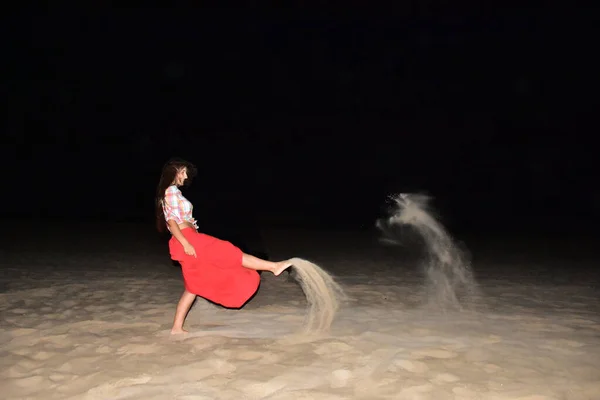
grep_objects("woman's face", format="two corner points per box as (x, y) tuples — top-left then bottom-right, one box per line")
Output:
(174, 167), (188, 186)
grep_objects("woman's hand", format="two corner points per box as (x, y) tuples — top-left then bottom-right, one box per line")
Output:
(183, 243), (197, 258)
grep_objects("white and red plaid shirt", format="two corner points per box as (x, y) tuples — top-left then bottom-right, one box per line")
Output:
(162, 185), (198, 230)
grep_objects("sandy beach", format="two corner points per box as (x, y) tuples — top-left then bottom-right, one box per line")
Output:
(1, 222), (599, 400)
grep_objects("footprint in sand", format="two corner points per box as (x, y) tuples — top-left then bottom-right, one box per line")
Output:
(13, 375), (46, 389)
(112, 375), (153, 386)
(168, 359), (237, 381)
(40, 334), (72, 350)
(330, 369), (353, 388)
(237, 379), (288, 398)
(117, 301), (138, 309)
(521, 322), (574, 333)
(82, 375), (153, 398)
(36, 321), (60, 330)
(453, 386), (480, 398)
(7, 362), (44, 378)
(96, 345), (115, 354)
(483, 363), (502, 373)
(313, 340), (355, 355)
(483, 334), (503, 344)
(57, 356), (104, 373)
(393, 359), (429, 373)
(431, 373), (460, 384)
(563, 318), (597, 325)
(213, 348), (232, 358)
(410, 348), (458, 360)
(257, 351), (281, 364)
(83, 304), (113, 312)
(117, 343), (164, 355)
(276, 314), (303, 322)
(230, 379), (285, 399)
(182, 336), (230, 351)
(11, 347), (33, 356)
(60, 300), (78, 308)
(234, 350), (264, 361)
(464, 348), (490, 362)
(549, 339), (585, 348)
(30, 351), (57, 361)
(9, 328), (37, 337)
(410, 328), (433, 336)
(398, 382), (435, 397)
(48, 373), (71, 383)
(141, 309), (168, 316)
(537, 343), (585, 355)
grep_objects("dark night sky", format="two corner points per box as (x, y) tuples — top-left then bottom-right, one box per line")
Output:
(1, 8), (597, 235)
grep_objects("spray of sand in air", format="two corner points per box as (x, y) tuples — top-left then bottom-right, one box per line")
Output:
(377, 194), (481, 311)
(287, 257), (346, 334)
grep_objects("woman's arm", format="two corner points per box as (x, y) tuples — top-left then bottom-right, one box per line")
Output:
(167, 219), (197, 258)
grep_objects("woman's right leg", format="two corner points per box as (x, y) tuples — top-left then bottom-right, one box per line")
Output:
(242, 253), (293, 276)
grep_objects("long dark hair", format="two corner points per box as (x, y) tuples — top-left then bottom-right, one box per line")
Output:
(155, 157), (198, 233)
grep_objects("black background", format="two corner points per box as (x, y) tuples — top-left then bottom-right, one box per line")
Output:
(2, 8), (597, 240)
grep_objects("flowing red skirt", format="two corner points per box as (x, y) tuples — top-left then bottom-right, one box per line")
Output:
(169, 228), (260, 308)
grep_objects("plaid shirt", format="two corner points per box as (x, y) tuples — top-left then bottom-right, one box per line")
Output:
(162, 185), (198, 229)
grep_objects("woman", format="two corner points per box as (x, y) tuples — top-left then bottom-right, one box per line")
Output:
(156, 157), (292, 334)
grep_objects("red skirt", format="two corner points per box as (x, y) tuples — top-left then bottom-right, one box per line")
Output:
(169, 228), (260, 308)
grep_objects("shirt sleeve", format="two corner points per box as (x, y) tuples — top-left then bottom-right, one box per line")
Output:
(163, 186), (184, 224)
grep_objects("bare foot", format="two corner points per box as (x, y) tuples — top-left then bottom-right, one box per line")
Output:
(170, 327), (189, 335)
(273, 261), (293, 276)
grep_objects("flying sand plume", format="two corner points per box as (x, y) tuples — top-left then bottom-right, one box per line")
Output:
(376, 194), (481, 311)
(288, 257), (346, 334)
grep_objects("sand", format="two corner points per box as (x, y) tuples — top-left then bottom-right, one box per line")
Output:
(377, 194), (481, 311)
(2, 222), (600, 399)
(287, 257), (346, 335)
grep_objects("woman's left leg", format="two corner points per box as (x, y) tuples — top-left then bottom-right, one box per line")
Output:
(171, 289), (196, 334)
